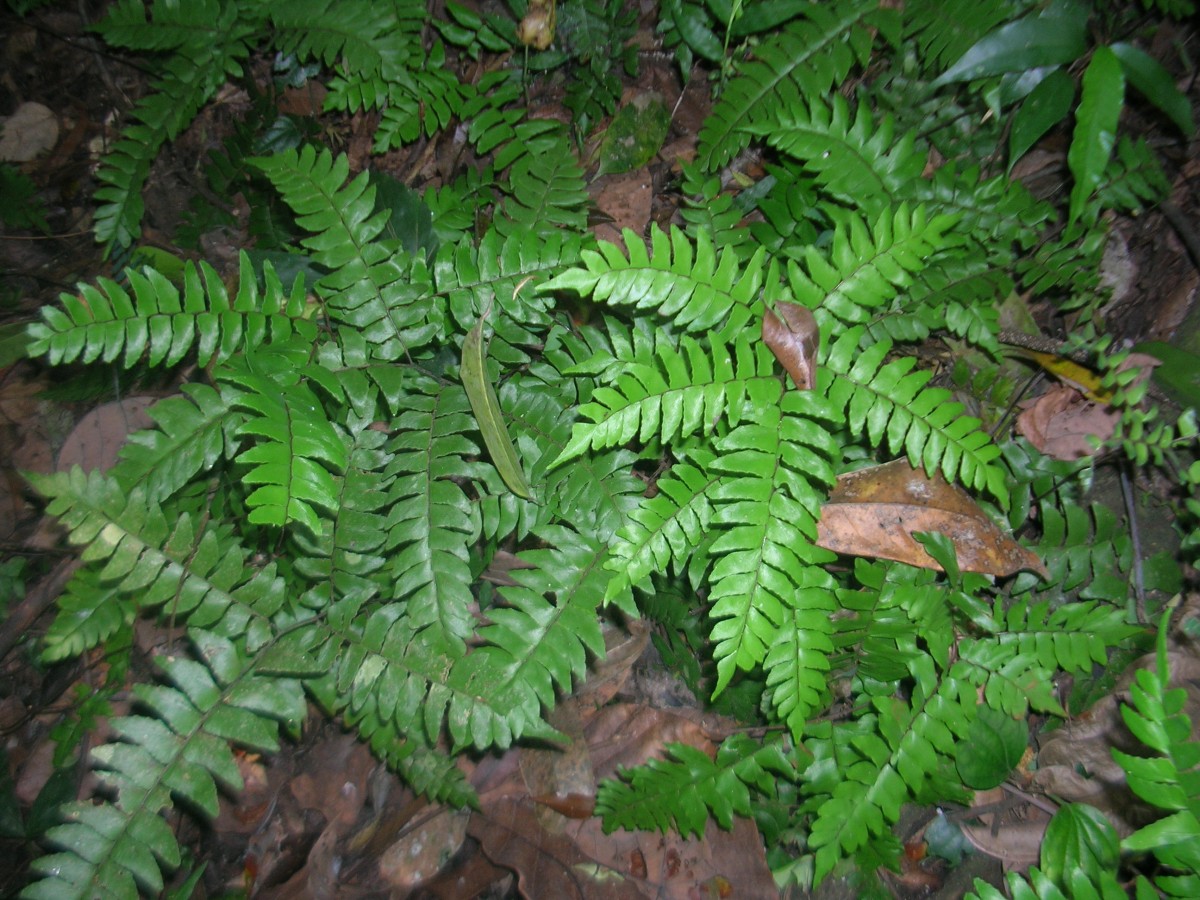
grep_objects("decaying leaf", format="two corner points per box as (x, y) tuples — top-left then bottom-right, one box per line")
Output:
(815, 459), (1047, 577)
(518, 0), (556, 49)
(762, 301), (819, 390)
(462, 310), (534, 499)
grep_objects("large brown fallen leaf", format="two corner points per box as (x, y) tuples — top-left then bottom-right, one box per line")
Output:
(815, 460), (1047, 578)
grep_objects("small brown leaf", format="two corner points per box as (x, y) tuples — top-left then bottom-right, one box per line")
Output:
(815, 460), (1047, 578)
(762, 301), (818, 390)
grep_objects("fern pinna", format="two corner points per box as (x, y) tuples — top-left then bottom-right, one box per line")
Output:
(21, 0), (1181, 893)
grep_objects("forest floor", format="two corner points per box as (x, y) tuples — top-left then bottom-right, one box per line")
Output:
(2, 2), (1200, 898)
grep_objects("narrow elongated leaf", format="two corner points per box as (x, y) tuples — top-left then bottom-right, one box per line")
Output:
(1068, 46), (1124, 223)
(1008, 68), (1075, 172)
(1111, 41), (1194, 135)
(934, 7), (1087, 85)
(461, 313), (534, 499)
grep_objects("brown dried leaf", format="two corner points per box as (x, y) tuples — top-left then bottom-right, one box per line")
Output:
(57, 396), (156, 473)
(1016, 385), (1119, 460)
(815, 460), (1047, 577)
(762, 301), (818, 390)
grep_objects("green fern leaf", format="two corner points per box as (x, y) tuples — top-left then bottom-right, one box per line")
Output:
(271, 0), (393, 75)
(29, 467), (285, 647)
(698, 0), (880, 170)
(452, 524), (616, 735)
(706, 392), (840, 696)
(218, 355), (348, 535)
(383, 378), (479, 654)
(27, 632), (304, 900)
(1116, 615), (1200, 879)
(822, 328), (1007, 502)
(789, 204), (960, 326)
(41, 568), (134, 663)
(92, 12), (252, 250)
(753, 95), (924, 218)
(806, 657), (975, 881)
(253, 146), (443, 359)
(26, 253), (311, 369)
(596, 735), (796, 837)
(553, 331), (781, 466)
(292, 420), (393, 614)
(478, 377), (643, 545)
(605, 450), (721, 600)
(110, 384), (240, 503)
(540, 225), (766, 334)
(495, 128), (590, 238)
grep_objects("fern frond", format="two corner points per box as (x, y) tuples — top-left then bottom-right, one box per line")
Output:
(707, 392), (840, 699)
(454, 523), (617, 730)
(96, 0), (246, 52)
(270, 0), (395, 76)
(110, 384), (239, 504)
(437, 228), (584, 346)
(370, 46), (469, 151)
(93, 24), (252, 250)
(291, 419), (392, 613)
(495, 128), (590, 238)
(554, 331), (781, 466)
(30, 467), (285, 646)
(753, 95), (924, 218)
(596, 735), (796, 837)
(822, 328), (1007, 502)
(698, 0), (881, 170)
(478, 378), (642, 545)
(805, 656), (975, 881)
(27, 632), (305, 900)
(382, 378), (479, 655)
(324, 605), (557, 754)
(40, 568), (133, 663)
(1096, 136), (1170, 214)
(954, 638), (1062, 716)
(253, 146), (443, 359)
(908, 163), (1053, 264)
(790, 204), (960, 327)
(1115, 615), (1200, 881)
(605, 449), (722, 600)
(216, 353), (348, 535)
(996, 600), (1141, 673)
(27, 253), (311, 370)
(1009, 500), (1134, 601)
(903, 0), (1013, 73)
(540, 225), (768, 334)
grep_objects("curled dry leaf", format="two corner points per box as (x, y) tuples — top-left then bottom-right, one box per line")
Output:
(762, 301), (818, 390)
(815, 459), (1047, 577)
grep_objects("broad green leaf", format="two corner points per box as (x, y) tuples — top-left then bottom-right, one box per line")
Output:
(1008, 68), (1075, 172)
(934, 7), (1087, 85)
(461, 313), (534, 499)
(1111, 42), (1194, 135)
(1041, 803), (1119, 888)
(956, 704), (1027, 789)
(1068, 46), (1124, 223)
(672, 0), (723, 61)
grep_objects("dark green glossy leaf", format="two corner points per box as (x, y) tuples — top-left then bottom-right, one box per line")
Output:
(934, 6), (1087, 85)
(1008, 68), (1075, 172)
(1068, 46), (1124, 223)
(1111, 42), (1194, 135)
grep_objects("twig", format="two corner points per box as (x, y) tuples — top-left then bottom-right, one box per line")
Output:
(1120, 464), (1148, 625)
(1160, 200), (1200, 273)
